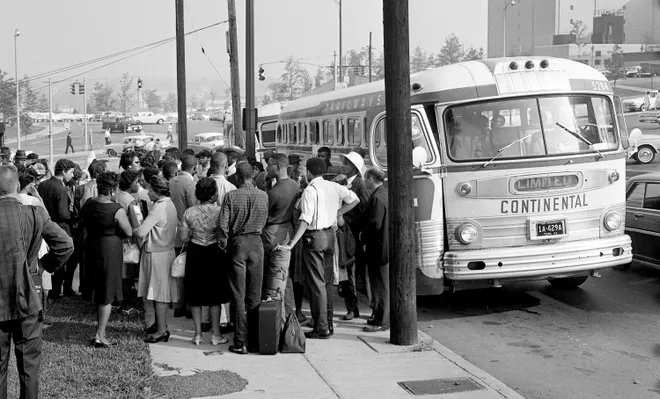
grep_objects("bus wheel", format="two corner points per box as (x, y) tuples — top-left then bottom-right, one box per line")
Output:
(548, 275), (588, 289)
(636, 146), (655, 164)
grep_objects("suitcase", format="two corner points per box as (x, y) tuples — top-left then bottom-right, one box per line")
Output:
(258, 299), (282, 355)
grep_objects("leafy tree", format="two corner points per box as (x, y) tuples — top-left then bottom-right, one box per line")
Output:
(163, 92), (177, 112)
(209, 90), (218, 106)
(410, 46), (429, 73)
(143, 89), (162, 111)
(20, 76), (39, 113)
(37, 94), (49, 112)
(266, 56), (313, 101)
(117, 72), (135, 115)
(261, 93), (272, 105)
(607, 44), (625, 86)
(0, 70), (17, 121)
(570, 19), (589, 60)
(371, 50), (385, 80)
(462, 46), (485, 61)
(437, 33), (464, 66)
(315, 66), (325, 88)
(91, 82), (115, 112)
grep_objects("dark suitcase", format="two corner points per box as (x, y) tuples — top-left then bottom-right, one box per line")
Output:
(258, 300), (282, 355)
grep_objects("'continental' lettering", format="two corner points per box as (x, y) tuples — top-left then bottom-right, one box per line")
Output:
(500, 194), (589, 214)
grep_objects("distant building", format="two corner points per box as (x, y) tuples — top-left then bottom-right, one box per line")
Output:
(534, 43), (643, 69)
(592, 9), (625, 44)
(623, 0), (660, 44)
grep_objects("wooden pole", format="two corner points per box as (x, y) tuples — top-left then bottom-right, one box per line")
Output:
(383, 0), (417, 346)
(368, 31), (372, 82)
(227, 0), (244, 149)
(175, 0), (188, 149)
(245, 0), (255, 161)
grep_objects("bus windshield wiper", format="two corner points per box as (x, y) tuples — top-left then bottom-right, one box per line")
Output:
(482, 130), (542, 167)
(555, 122), (603, 159)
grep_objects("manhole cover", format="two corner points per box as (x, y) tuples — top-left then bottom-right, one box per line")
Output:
(397, 378), (484, 395)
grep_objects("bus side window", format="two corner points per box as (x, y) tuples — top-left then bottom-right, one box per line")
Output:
(277, 125), (283, 143)
(323, 120), (335, 145)
(348, 118), (362, 146)
(337, 119), (345, 145)
(301, 123), (307, 145)
(310, 121), (319, 144)
(374, 117), (388, 167)
(292, 123), (298, 144)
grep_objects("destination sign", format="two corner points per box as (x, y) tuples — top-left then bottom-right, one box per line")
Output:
(501, 193), (588, 214)
(514, 175), (579, 192)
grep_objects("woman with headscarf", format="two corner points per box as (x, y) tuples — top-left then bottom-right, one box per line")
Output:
(133, 175), (178, 343)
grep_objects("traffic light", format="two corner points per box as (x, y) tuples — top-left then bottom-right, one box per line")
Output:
(353, 67), (360, 76)
(78, 84), (85, 95)
(137, 78), (143, 89)
(70, 82), (76, 95)
(258, 67), (265, 81)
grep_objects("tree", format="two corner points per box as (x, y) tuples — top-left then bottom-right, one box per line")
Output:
(261, 93), (272, 106)
(37, 93), (49, 112)
(570, 19), (589, 60)
(314, 66), (325, 88)
(117, 72), (135, 115)
(437, 33), (464, 66)
(143, 89), (162, 111)
(92, 82), (115, 112)
(20, 76), (39, 113)
(410, 46), (429, 73)
(209, 90), (218, 106)
(372, 50), (385, 80)
(607, 44), (625, 86)
(265, 56), (313, 101)
(462, 46), (485, 61)
(162, 92), (177, 112)
(0, 70), (17, 122)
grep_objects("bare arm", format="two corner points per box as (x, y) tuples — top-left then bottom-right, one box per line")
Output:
(179, 213), (191, 243)
(337, 198), (358, 218)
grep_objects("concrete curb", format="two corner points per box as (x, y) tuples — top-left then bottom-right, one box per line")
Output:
(419, 331), (525, 399)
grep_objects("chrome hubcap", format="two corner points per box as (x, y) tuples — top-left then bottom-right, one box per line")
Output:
(639, 148), (653, 162)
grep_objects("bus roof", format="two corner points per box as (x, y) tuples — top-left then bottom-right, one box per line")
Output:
(279, 57), (611, 120)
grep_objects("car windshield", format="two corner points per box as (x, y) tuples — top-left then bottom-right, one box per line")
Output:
(442, 95), (619, 162)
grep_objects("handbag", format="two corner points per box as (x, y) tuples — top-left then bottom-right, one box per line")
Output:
(171, 243), (187, 278)
(279, 312), (306, 353)
(122, 241), (140, 264)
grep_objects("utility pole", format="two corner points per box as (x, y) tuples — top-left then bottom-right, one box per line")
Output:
(383, 0), (417, 346)
(175, 0), (188, 149)
(368, 31), (373, 82)
(83, 76), (88, 150)
(333, 51), (338, 84)
(227, 0), (243, 149)
(245, 0), (255, 161)
(338, 0), (343, 83)
(48, 78), (53, 164)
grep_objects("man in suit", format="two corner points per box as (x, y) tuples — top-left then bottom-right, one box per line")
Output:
(339, 151), (370, 321)
(0, 165), (73, 399)
(38, 158), (77, 299)
(65, 131), (75, 154)
(169, 154), (198, 319)
(361, 167), (389, 332)
(222, 146), (245, 188)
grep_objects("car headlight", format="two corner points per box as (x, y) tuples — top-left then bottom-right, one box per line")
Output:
(604, 211), (622, 231)
(455, 223), (479, 245)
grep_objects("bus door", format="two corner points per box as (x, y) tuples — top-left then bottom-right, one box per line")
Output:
(370, 107), (445, 294)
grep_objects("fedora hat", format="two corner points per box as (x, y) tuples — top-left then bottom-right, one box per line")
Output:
(14, 150), (27, 160)
(340, 151), (364, 177)
(217, 145), (245, 156)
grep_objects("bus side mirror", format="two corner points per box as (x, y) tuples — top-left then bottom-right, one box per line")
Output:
(629, 128), (643, 149)
(412, 146), (427, 169)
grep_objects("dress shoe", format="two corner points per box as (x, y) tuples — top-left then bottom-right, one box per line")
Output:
(363, 325), (389, 333)
(192, 334), (203, 346)
(201, 322), (212, 332)
(173, 309), (186, 318)
(92, 338), (117, 348)
(229, 345), (248, 354)
(211, 335), (229, 346)
(144, 331), (170, 343)
(305, 330), (331, 339)
(342, 311), (356, 321)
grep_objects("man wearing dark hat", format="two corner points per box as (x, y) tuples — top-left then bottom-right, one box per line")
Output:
(26, 153), (39, 167)
(196, 149), (212, 178)
(13, 150), (28, 169)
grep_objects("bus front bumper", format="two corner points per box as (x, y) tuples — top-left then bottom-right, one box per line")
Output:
(443, 235), (632, 281)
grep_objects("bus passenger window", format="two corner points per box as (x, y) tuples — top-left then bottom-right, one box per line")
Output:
(276, 125), (283, 143)
(310, 121), (319, 144)
(337, 119), (345, 145)
(323, 120), (335, 145)
(300, 123), (307, 145)
(411, 114), (432, 163)
(348, 118), (362, 145)
(374, 118), (388, 166)
(292, 124), (298, 144)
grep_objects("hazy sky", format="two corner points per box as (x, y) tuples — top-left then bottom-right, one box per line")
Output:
(1, 0), (487, 94)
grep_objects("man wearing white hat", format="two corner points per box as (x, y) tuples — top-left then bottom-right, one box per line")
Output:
(220, 145), (245, 188)
(339, 151), (371, 321)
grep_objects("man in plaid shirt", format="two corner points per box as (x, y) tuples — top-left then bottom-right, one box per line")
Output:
(0, 165), (73, 399)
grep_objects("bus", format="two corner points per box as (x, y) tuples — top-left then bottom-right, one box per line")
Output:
(274, 56), (633, 295)
(222, 102), (285, 160)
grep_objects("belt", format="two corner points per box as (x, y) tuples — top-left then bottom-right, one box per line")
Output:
(265, 221), (292, 227)
(235, 232), (261, 237)
(305, 227), (332, 233)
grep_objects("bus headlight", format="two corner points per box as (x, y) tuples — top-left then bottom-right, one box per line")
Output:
(457, 183), (472, 196)
(455, 223), (479, 244)
(604, 211), (622, 231)
(608, 171), (620, 183)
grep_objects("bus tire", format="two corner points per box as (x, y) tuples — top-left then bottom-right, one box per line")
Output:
(547, 275), (588, 289)
(635, 145), (655, 164)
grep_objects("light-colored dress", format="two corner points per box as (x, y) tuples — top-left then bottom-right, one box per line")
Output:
(136, 197), (179, 303)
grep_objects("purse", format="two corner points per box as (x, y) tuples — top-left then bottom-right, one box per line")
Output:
(122, 241), (140, 264)
(279, 312), (306, 353)
(171, 243), (187, 278)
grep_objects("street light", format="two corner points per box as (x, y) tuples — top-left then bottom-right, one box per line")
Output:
(14, 29), (20, 149)
(503, 0), (516, 57)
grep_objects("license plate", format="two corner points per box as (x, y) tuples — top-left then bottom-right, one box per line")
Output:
(531, 220), (566, 239)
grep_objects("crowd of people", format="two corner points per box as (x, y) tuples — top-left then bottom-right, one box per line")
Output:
(0, 138), (392, 394)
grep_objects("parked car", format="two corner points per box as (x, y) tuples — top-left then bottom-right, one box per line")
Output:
(628, 128), (660, 164)
(104, 133), (169, 157)
(134, 112), (166, 125)
(622, 172), (660, 270)
(623, 90), (658, 112)
(102, 117), (143, 133)
(187, 132), (224, 153)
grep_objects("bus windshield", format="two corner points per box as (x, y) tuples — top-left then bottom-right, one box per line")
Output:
(443, 95), (619, 162)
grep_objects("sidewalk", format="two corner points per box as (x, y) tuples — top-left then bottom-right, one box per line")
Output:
(147, 294), (524, 399)
(4, 124), (67, 146)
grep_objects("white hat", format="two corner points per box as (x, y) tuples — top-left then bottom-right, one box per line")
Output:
(134, 139), (144, 148)
(341, 151), (365, 177)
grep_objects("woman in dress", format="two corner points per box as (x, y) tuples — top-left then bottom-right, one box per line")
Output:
(179, 178), (228, 345)
(81, 172), (133, 348)
(134, 175), (178, 343)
